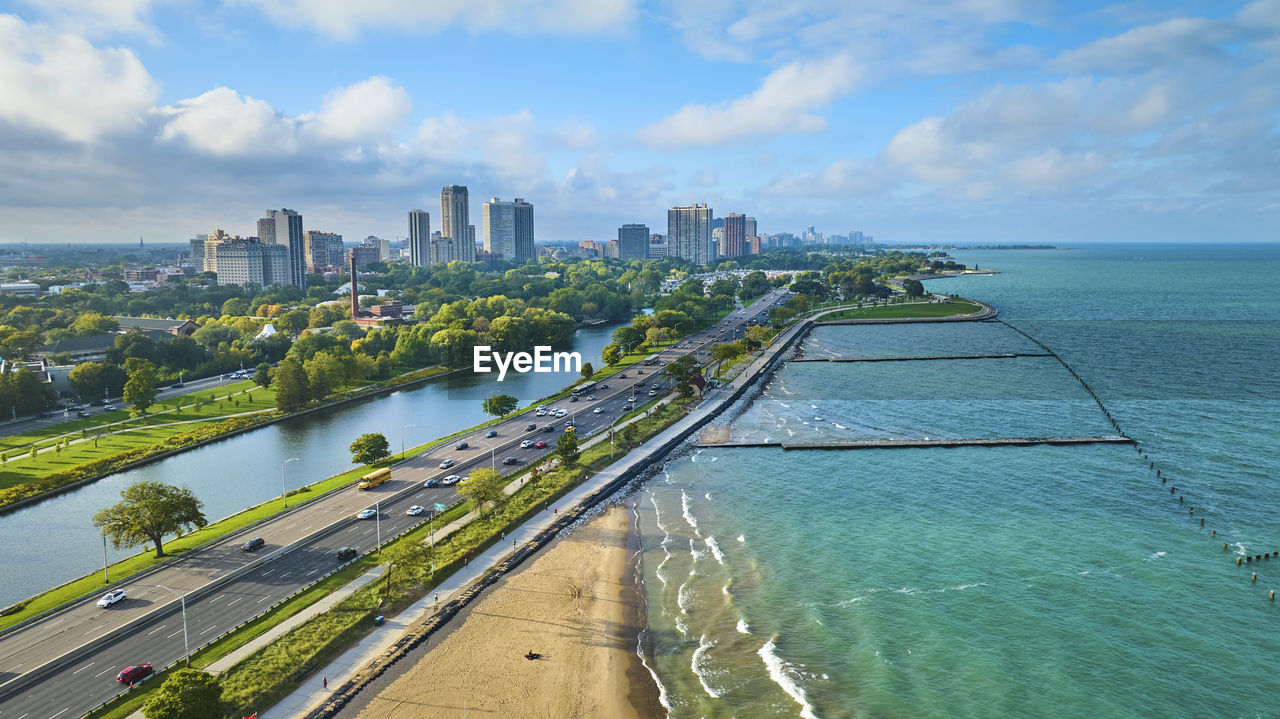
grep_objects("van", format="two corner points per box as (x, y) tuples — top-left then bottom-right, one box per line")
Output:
(241, 537), (265, 552)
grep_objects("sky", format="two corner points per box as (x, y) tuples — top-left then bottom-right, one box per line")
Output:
(0, 0), (1277, 246)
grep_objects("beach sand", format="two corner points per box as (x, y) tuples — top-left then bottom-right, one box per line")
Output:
(354, 504), (659, 718)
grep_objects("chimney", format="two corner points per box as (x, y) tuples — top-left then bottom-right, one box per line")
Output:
(350, 255), (359, 319)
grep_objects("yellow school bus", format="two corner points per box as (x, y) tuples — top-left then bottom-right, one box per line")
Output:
(358, 467), (391, 490)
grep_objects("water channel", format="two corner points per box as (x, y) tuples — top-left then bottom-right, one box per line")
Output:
(0, 323), (624, 607)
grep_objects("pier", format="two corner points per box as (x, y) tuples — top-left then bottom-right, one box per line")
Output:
(792, 352), (1053, 363)
(697, 435), (1135, 450)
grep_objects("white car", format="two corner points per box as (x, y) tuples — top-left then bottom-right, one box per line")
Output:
(536, 409), (547, 416)
(439, 459), (454, 469)
(593, 407), (604, 414)
(103, 404), (117, 411)
(357, 509), (377, 520)
(406, 505), (425, 516)
(97, 589), (126, 608)
(521, 439), (535, 448)
(536, 405), (546, 412)
(649, 389), (658, 396)
(587, 395), (596, 400)
(443, 475), (462, 486)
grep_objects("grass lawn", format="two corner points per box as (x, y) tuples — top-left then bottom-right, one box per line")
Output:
(818, 299), (983, 321)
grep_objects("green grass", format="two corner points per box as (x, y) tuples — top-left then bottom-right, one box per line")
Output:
(817, 298), (983, 321)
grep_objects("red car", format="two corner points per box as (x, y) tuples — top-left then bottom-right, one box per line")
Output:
(534, 440), (547, 449)
(116, 663), (153, 684)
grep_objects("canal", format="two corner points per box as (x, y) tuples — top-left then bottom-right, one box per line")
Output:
(0, 323), (624, 607)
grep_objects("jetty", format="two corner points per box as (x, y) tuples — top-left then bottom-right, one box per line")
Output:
(697, 435), (1134, 450)
(792, 352), (1052, 363)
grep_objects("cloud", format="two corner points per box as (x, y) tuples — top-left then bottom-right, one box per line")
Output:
(302, 76), (412, 143)
(159, 87), (299, 156)
(636, 55), (859, 147)
(239, 0), (635, 39)
(18, 0), (165, 38)
(0, 14), (158, 143)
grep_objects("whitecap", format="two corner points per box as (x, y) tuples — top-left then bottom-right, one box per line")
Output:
(692, 635), (723, 698)
(635, 631), (672, 715)
(705, 492), (712, 501)
(677, 581), (692, 615)
(705, 536), (726, 565)
(681, 490), (700, 534)
(1147, 551), (1167, 560)
(675, 617), (688, 636)
(737, 619), (751, 634)
(736, 535), (745, 543)
(758, 636), (819, 719)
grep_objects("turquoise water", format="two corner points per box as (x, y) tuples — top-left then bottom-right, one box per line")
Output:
(634, 245), (1280, 718)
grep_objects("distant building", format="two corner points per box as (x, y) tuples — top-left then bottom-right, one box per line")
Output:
(617, 223), (649, 260)
(204, 229), (235, 272)
(0, 283), (41, 296)
(745, 217), (757, 239)
(648, 234), (668, 258)
(604, 240), (621, 259)
(747, 236), (762, 255)
(123, 268), (158, 282)
(304, 231), (344, 271)
(408, 209), (431, 267)
(722, 214), (746, 258)
(114, 317), (199, 336)
(366, 236), (391, 261)
(439, 185), (473, 263)
(668, 204), (713, 265)
(348, 244), (380, 269)
(429, 230), (453, 265)
(214, 238), (289, 287)
(259, 209), (306, 288)
(482, 197), (535, 263)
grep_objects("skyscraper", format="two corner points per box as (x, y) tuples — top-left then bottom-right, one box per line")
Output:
(440, 185), (472, 263)
(259, 208), (305, 287)
(723, 214), (746, 258)
(668, 204), (713, 265)
(618, 224), (649, 260)
(304, 231), (343, 271)
(408, 209), (430, 267)
(482, 197), (535, 263)
(745, 216), (757, 239)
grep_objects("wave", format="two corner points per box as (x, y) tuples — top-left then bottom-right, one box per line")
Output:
(692, 634), (723, 698)
(677, 581), (692, 615)
(705, 492), (712, 501)
(833, 423), (847, 430)
(737, 535), (745, 543)
(635, 630), (672, 717)
(1147, 551), (1167, 560)
(737, 618), (751, 634)
(758, 636), (819, 719)
(705, 536), (726, 565)
(675, 616), (688, 636)
(681, 490), (700, 534)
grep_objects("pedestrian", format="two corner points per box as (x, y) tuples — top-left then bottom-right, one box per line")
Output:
(322, 676), (327, 690)
(513, 538), (516, 548)
(554, 507), (557, 514)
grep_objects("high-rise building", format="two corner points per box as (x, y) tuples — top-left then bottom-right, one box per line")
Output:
(649, 234), (668, 258)
(408, 209), (430, 267)
(188, 236), (207, 266)
(348, 244), (380, 269)
(364, 236), (391, 261)
(745, 216), (757, 239)
(440, 185), (472, 263)
(304, 231), (343, 271)
(204, 229), (232, 272)
(467, 224), (476, 255)
(668, 204), (713, 265)
(747, 236), (762, 255)
(617, 223), (649, 260)
(259, 209), (306, 287)
(214, 238), (289, 287)
(482, 197), (535, 263)
(429, 231), (452, 265)
(723, 214), (746, 258)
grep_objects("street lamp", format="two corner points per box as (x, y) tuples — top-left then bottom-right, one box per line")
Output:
(374, 500), (382, 555)
(100, 521), (122, 583)
(281, 457), (300, 507)
(156, 584), (190, 666)
(401, 423), (416, 460)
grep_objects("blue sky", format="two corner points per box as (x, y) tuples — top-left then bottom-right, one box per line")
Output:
(0, 0), (1277, 245)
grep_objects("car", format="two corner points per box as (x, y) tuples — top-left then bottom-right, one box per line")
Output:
(637, 369), (644, 375)
(103, 404), (117, 411)
(97, 589), (127, 608)
(543, 424), (556, 432)
(636, 380), (646, 387)
(536, 405), (546, 411)
(598, 384), (608, 390)
(424, 478), (441, 488)
(525, 423), (537, 432)
(535, 440), (547, 449)
(502, 456), (520, 465)
(593, 407), (604, 414)
(554, 409), (567, 416)
(618, 372), (627, 378)
(649, 389), (658, 396)
(116, 664), (153, 684)
(443, 474), (462, 485)
(587, 395), (596, 400)
(438, 458), (454, 469)
(406, 505), (425, 516)
(484, 430), (498, 438)
(536, 409), (547, 416)
(622, 403), (633, 410)
(241, 537), (265, 552)
(357, 509), (377, 520)
(90, 399), (105, 406)
(336, 547), (358, 561)
(77, 410), (91, 418)
(569, 395), (578, 402)
(454, 441), (468, 450)
(628, 396), (638, 403)
(521, 439), (535, 448)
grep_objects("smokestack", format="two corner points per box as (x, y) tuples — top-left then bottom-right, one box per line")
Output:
(350, 255), (359, 319)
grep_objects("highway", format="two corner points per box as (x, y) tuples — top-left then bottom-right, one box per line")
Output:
(0, 289), (788, 719)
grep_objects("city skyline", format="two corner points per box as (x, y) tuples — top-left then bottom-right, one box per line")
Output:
(0, 1), (1276, 245)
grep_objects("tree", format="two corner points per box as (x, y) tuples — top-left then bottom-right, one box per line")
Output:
(555, 429), (580, 466)
(253, 362), (272, 388)
(458, 468), (506, 518)
(482, 393), (518, 424)
(220, 297), (250, 317)
(902, 278), (925, 297)
(676, 381), (695, 398)
(768, 306), (797, 326)
(273, 357), (309, 411)
(711, 342), (744, 364)
(350, 432), (390, 465)
(601, 343), (622, 367)
(662, 354), (700, 384)
(94, 481), (207, 558)
(621, 422), (640, 449)
(142, 668), (223, 719)
(580, 361), (594, 379)
(71, 311), (119, 336)
(275, 309), (310, 335)
(380, 537), (433, 597)
(745, 325), (770, 350)
(123, 358), (158, 415)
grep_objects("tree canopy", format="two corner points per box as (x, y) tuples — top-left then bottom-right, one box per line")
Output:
(142, 668), (223, 719)
(458, 468), (506, 518)
(93, 481), (207, 558)
(350, 432), (391, 465)
(482, 393), (519, 423)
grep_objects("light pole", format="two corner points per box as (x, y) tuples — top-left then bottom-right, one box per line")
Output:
(281, 457), (300, 507)
(401, 423), (416, 460)
(157, 584), (190, 665)
(374, 501), (382, 555)
(100, 521), (121, 583)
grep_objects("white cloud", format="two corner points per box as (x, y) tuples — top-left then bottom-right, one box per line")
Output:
(159, 87), (298, 156)
(19, 0), (166, 38)
(0, 14), (158, 143)
(1053, 17), (1237, 74)
(302, 76), (412, 143)
(239, 0), (634, 39)
(636, 55), (859, 147)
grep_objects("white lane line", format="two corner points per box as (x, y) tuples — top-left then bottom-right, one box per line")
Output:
(257, 595), (271, 603)
(279, 572), (291, 579)
(167, 630), (183, 639)
(71, 662), (94, 674)
(306, 568), (318, 576)
(261, 569), (275, 576)
(94, 666), (114, 678)
(199, 625), (217, 635)
(227, 598), (243, 607)
(210, 594), (224, 603)
(50, 708), (69, 718)
(147, 624), (167, 635)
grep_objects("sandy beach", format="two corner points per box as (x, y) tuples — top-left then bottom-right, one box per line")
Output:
(353, 504), (659, 718)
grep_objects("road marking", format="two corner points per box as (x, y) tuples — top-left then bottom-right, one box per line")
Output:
(94, 667), (114, 677)
(211, 594), (224, 603)
(261, 569), (275, 576)
(147, 625), (166, 635)
(306, 568), (318, 576)
(227, 597), (242, 607)
(71, 662), (94, 674)
(167, 630), (183, 639)
(257, 595), (271, 603)
(50, 708), (69, 718)
(279, 572), (291, 579)
(200, 625), (218, 635)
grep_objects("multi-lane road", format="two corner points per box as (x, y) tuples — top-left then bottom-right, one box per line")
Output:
(0, 289), (788, 719)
